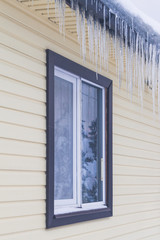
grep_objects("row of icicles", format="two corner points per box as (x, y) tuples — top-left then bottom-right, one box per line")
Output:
(21, 0), (160, 115)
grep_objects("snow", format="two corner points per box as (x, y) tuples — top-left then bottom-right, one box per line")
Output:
(114, 0), (160, 35)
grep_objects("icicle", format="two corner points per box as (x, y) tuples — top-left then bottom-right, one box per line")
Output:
(145, 33), (149, 86)
(129, 27), (133, 98)
(96, 0), (98, 13)
(152, 45), (156, 114)
(81, 10), (86, 62)
(135, 32), (139, 86)
(109, 9), (112, 29)
(117, 37), (121, 86)
(141, 38), (145, 92)
(103, 5), (106, 28)
(98, 23), (102, 72)
(158, 54), (160, 117)
(132, 17), (134, 33)
(119, 19), (124, 89)
(54, 0), (58, 19)
(132, 31), (136, 87)
(55, 0), (66, 35)
(76, 4), (81, 43)
(70, 0), (74, 9)
(47, 0), (50, 17)
(121, 20), (124, 81)
(111, 35), (115, 59)
(101, 5), (106, 70)
(85, 0), (88, 11)
(105, 31), (109, 71)
(114, 14), (118, 59)
(61, 0), (66, 36)
(94, 20), (99, 78)
(125, 22), (128, 88)
(148, 43), (152, 90)
(138, 36), (143, 106)
(87, 15), (94, 63)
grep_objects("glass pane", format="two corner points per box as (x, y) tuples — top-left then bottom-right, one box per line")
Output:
(81, 82), (103, 203)
(54, 75), (73, 200)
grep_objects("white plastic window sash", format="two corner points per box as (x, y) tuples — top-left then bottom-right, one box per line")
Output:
(81, 78), (106, 205)
(54, 66), (77, 206)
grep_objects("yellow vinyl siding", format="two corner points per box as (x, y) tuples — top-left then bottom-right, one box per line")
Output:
(0, 0), (160, 239)
(0, 186), (45, 202)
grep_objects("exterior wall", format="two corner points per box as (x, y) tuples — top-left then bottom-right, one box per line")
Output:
(0, 0), (160, 239)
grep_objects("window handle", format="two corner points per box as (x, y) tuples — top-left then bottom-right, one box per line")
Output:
(101, 158), (104, 181)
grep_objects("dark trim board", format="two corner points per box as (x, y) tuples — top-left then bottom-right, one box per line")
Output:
(46, 49), (112, 228)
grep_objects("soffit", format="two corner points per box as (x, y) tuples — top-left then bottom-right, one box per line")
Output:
(16, 0), (116, 63)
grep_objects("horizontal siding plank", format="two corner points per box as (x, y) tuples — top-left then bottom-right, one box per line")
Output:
(114, 194), (160, 205)
(114, 165), (160, 177)
(0, 75), (45, 102)
(0, 154), (45, 171)
(0, 44), (45, 76)
(114, 114), (160, 138)
(107, 225), (160, 240)
(114, 185), (160, 195)
(0, 107), (46, 130)
(114, 145), (160, 161)
(113, 95), (159, 123)
(113, 84), (156, 113)
(114, 201), (160, 216)
(114, 124), (160, 145)
(140, 234), (160, 240)
(114, 175), (160, 185)
(114, 135), (160, 154)
(113, 103), (160, 130)
(0, 29), (45, 62)
(0, 60), (45, 89)
(0, 14), (52, 50)
(0, 186), (45, 202)
(113, 155), (160, 169)
(0, 171), (45, 186)
(0, 122), (46, 144)
(0, 215), (45, 236)
(22, 0), (56, 5)
(0, 201), (45, 218)
(0, 138), (45, 157)
(0, 91), (46, 116)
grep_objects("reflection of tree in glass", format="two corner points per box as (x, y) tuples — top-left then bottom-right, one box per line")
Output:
(82, 119), (98, 203)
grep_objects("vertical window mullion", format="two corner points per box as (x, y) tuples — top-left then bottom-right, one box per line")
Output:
(77, 77), (82, 208)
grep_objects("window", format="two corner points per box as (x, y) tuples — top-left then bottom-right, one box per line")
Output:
(46, 50), (112, 228)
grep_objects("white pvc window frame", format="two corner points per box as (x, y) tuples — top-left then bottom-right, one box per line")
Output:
(54, 67), (106, 214)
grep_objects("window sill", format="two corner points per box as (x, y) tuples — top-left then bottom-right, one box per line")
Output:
(55, 202), (107, 215)
(47, 206), (112, 228)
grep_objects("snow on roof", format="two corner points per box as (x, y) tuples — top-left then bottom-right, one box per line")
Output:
(115, 0), (160, 35)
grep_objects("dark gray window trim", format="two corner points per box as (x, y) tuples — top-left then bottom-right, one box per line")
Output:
(46, 49), (112, 228)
